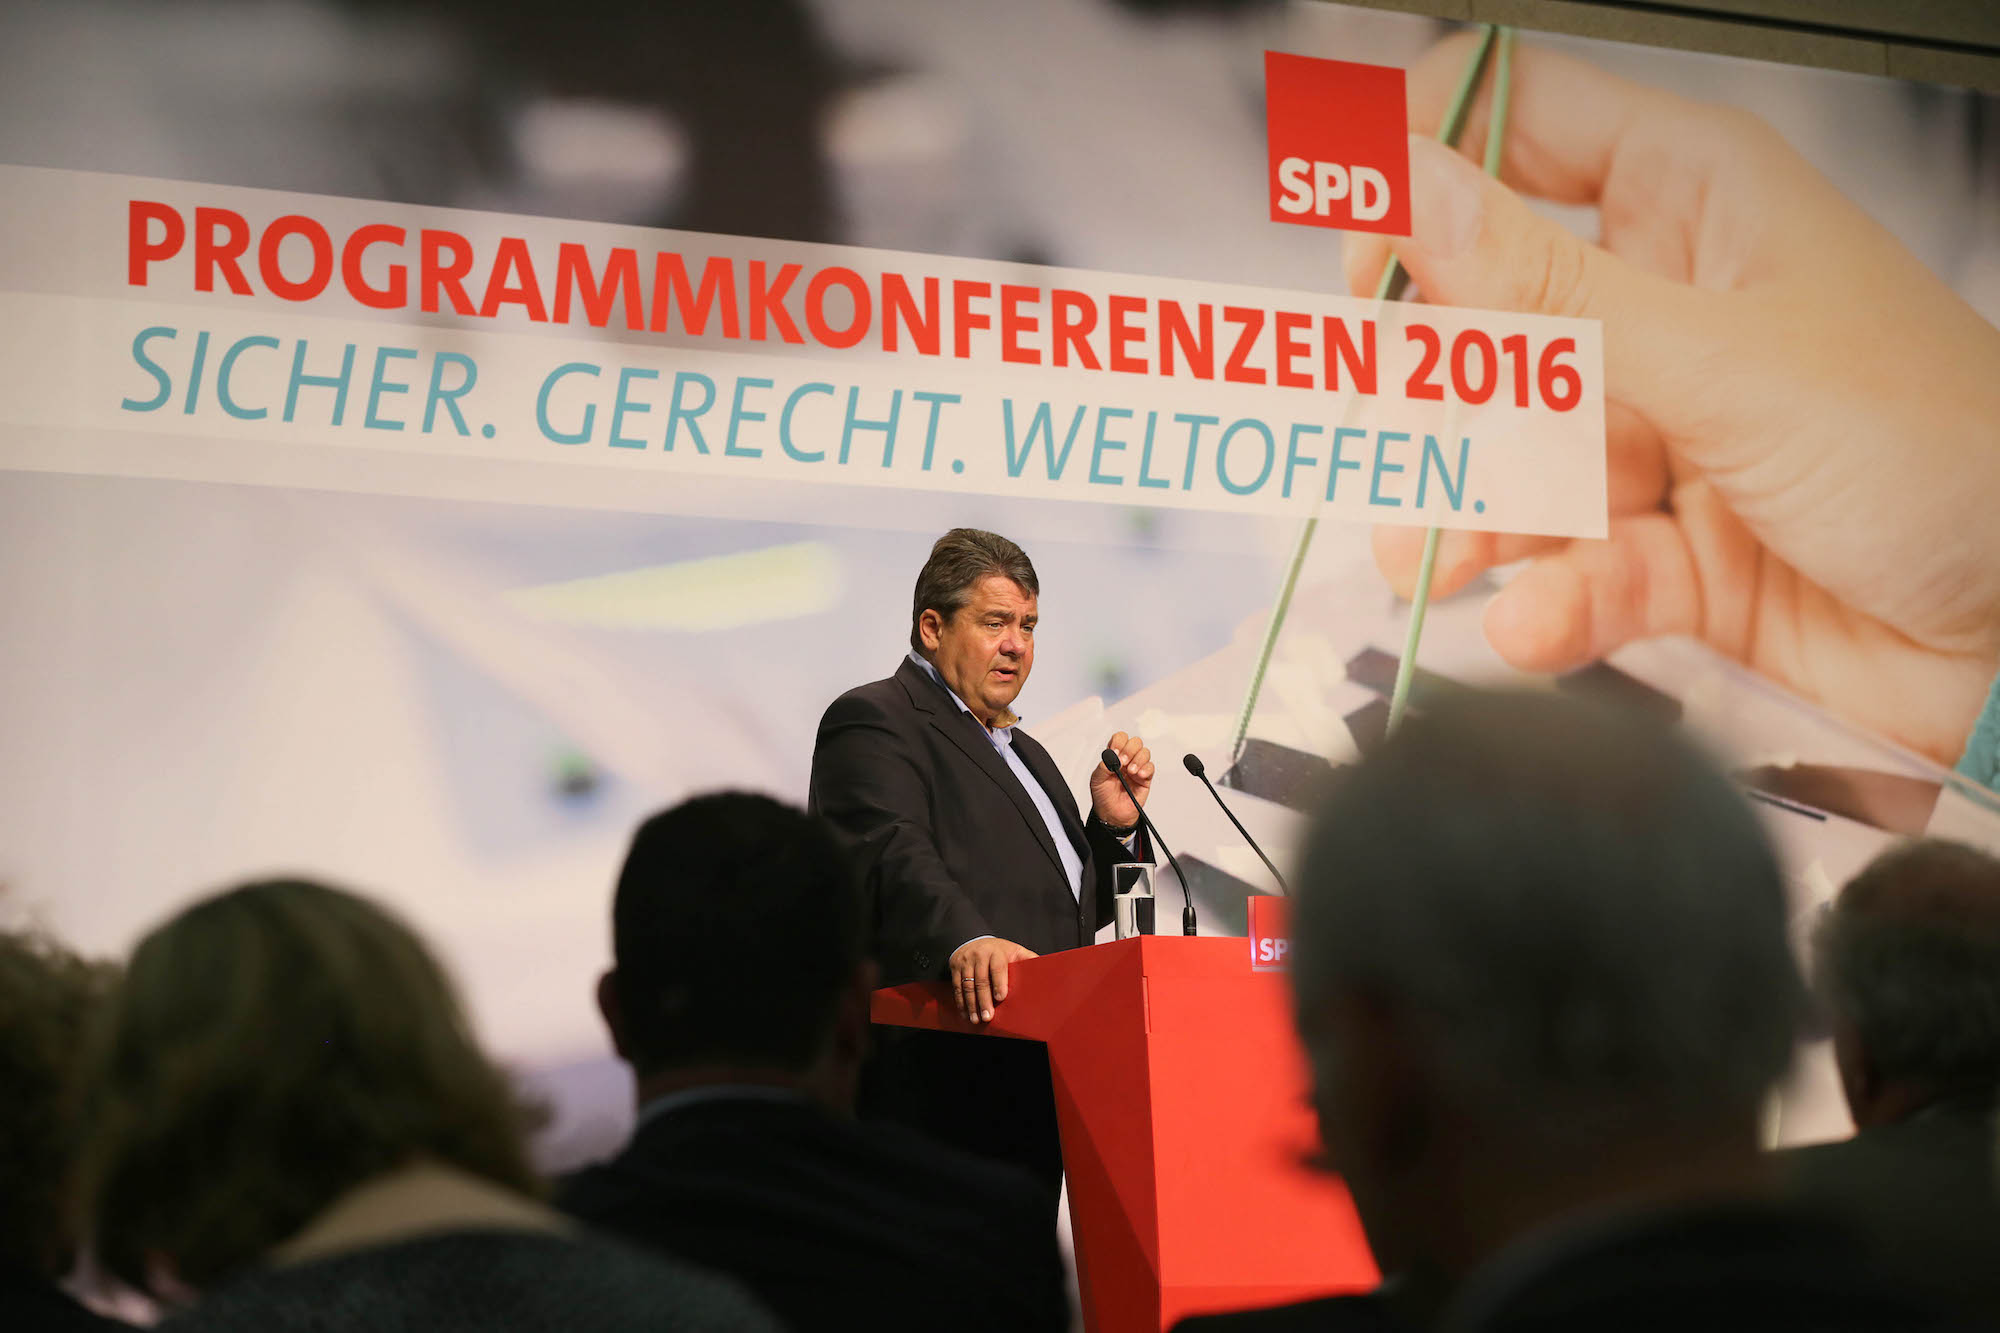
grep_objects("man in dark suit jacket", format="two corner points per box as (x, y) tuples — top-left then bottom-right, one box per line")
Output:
(558, 793), (1069, 1333)
(1776, 838), (2000, 1326)
(808, 528), (1154, 1191)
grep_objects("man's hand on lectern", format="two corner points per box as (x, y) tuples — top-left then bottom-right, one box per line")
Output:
(1089, 732), (1153, 830)
(950, 937), (1038, 1024)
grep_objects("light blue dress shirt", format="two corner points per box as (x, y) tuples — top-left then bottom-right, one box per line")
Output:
(908, 651), (1084, 902)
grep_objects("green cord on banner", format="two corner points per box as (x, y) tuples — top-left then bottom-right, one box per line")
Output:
(1486, 27), (1516, 178)
(1387, 27), (1514, 732)
(1385, 524), (1444, 725)
(1227, 515), (1318, 766)
(1228, 23), (1504, 764)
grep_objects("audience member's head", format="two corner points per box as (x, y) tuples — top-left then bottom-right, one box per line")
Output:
(1293, 690), (1804, 1279)
(600, 792), (871, 1110)
(76, 879), (538, 1296)
(0, 928), (115, 1281)
(1813, 839), (2000, 1128)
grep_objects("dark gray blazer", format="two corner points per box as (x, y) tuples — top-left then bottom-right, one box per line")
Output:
(1777, 1097), (2000, 1325)
(558, 1093), (1068, 1333)
(809, 657), (1137, 986)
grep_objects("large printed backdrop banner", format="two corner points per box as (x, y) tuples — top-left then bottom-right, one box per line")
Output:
(2, 167), (1605, 533)
(2, 0), (1998, 1175)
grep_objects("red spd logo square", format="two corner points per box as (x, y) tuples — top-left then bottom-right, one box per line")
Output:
(1265, 51), (1409, 236)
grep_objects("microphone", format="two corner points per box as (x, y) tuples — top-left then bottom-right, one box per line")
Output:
(1182, 753), (1290, 895)
(1102, 748), (1197, 936)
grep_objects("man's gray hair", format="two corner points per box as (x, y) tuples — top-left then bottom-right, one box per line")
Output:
(1294, 690), (1804, 1126)
(1812, 838), (2000, 1093)
(909, 528), (1038, 654)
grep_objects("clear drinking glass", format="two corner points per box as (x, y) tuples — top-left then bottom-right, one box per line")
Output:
(1113, 862), (1156, 939)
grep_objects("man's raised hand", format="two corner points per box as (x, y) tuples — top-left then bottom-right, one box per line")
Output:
(1089, 732), (1153, 830)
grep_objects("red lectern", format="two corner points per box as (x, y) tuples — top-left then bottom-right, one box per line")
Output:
(871, 935), (1378, 1332)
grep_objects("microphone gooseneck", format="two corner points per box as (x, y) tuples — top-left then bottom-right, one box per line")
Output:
(1182, 753), (1290, 895)
(1103, 748), (1197, 936)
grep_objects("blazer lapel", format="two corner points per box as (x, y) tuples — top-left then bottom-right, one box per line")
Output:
(896, 659), (1070, 882)
(1010, 728), (1090, 861)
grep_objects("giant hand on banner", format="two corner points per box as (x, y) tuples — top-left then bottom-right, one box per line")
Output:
(1347, 37), (2000, 766)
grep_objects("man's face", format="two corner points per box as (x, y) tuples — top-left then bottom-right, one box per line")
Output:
(922, 574), (1036, 725)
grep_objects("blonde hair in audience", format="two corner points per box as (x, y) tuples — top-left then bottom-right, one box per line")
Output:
(77, 879), (540, 1293)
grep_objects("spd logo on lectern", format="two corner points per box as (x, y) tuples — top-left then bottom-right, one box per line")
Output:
(1264, 51), (1410, 236)
(1249, 894), (1291, 973)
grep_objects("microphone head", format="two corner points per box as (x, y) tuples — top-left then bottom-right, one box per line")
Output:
(1101, 748), (1122, 772)
(1182, 753), (1206, 778)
